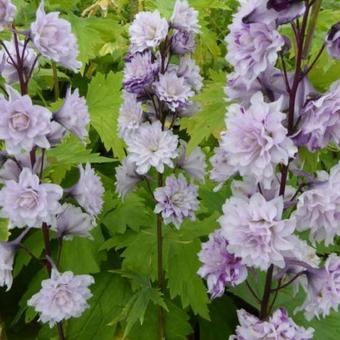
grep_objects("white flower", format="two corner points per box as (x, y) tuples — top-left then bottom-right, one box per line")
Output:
(171, 0), (200, 33)
(220, 92), (297, 188)
(0, 168), (63, 228)
(0, 241), (15, 290)
(0, 38), (38, 84)
(54, 88), (89, 140)
(28, 268), (94, 327)
(219, 193), (295, 270)
(154, 174), (199, 228)
(30, 0), (81, 71)
(0, 86), (51, 155)
(69, 164), (104, 217)
(154, 71), (194, 112)
(56, 204), (94, 240)
(0, 0), (16, 31)
(126, 121), (178, 175)
(115, 156), (143, 198)
(118, 91), (143, 141)
(175, 56), (203, 92)
(129, 10), (168, 53)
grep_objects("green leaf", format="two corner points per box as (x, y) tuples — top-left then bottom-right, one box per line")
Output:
(0, 218), (10, 241)
(102, 194), (155, 234)
(47, 134), (113, 166)
(60, 228), (106, 274)
(181, 70), (226, 152)
(67, 272), (131, 340)
(87, 72), (125, 159)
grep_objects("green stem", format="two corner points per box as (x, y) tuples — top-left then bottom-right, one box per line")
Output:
(52, 62), (60, 99)
(302, 0), (323, 59)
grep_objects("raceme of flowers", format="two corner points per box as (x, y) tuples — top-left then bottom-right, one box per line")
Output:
(0, 0), (104, 330)
(116, 0), (206, 230)
(198, 0), (340, 336)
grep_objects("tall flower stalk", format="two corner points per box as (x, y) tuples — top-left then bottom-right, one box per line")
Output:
(116, 1), (205, 337)
(199, 0), (340, 337)
(0, 1), (104, 339)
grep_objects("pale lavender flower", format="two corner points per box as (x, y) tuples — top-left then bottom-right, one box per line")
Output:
(115, 157), (143, 198)
(294, 162), (340, 245)
(220, 92), (297, 188)
(0, 39), (38, 84)
(28, 268), (94, 327)
(298, 254), (340, 320)
(126, 121), (178, 174)
(56, 204), (94, 240)
(0, 86), (51, 155)
(0, 0), (16, 31)
(176, 141), (206, 182)
(209, 146), (236, 191)
(154, 71), (194, 112)
(118, 91), (143, 140)
(219, 193), (295, 270)
(295, 81), (340, 151)
(171, 30), (196, 55)
(170, 0), (200, 33)
(225, 19), (284, 86)
(198, 229), (247, 298)
(175, 56), (203, 92)
(54, 88), (89, 140)
(326, 23), (340, 60)
(69, 164), (104, 217)
(30, 0), (81, 71)
(177, 101), (200, 118)
(154, 174), (199, 228)
(0, 168), (63, 228)
(0, 241), (15, 290)
(123, 51), (159, 94)
(230, 308), (314, 339)
(47, 121), (66, 146)
(129, 10), (168, 53)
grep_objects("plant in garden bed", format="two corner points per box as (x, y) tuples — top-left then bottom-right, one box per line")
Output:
(198, 0), (340, 338)
(0, 0), (105, 339)
(115, 0), (206, 337)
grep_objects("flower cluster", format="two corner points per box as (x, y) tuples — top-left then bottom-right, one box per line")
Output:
(0, 0), (104, 330)
(116, 0), (205, 229)
(198, 0), (340, 335)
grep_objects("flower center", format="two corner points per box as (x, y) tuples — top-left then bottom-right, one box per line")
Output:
(9, 111), (30, 132)
(17, 189), (39, 209)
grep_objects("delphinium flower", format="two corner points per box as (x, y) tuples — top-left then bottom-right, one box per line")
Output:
(170, 0), (200, 33)
(53, 88), (90, 141)
(219, 92), (297, 188)
(0, 39), (38, 84)
(0, 86), (52, 155)
(55, 204), (94, 240)
(0, 241), (15, 290)
(28, 268), (94, 327)
(154, 174), (199, 229)
(294, 162), (340, 245)
(0, 0), (16, 30)
(326, 22), (340, 59)
(171, 30), (195, 55)
(126, 121), (178, 174)
(118, 91), (144, 141)
(198, 229), (247, 298)
(30, 0), (81, 71)
(295, 80), (340, 151)
(219, 193), (295, 270)
(123, 51), (160, 95)
(229, 308), (314, 339)
(0, 168), (63, 228)
(298, 254), (340, 320)
(129, 10), (168, 53)
(115, 157), (143, 198)
(68, 164), (104, 217)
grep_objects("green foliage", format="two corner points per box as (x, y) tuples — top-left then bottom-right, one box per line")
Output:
(87, 72), (125, 159)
